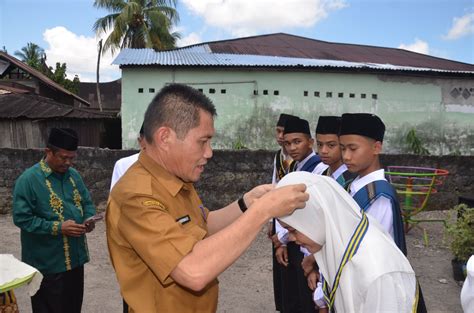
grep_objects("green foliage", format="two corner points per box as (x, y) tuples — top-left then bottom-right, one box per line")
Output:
(233, 137), (248, 150)
(46, 62), (80, 94)
(14, 42), (45, 71)
(93, 0), (180, 55)
(445, 204), (474, 263)
(405, 128), (430, 155)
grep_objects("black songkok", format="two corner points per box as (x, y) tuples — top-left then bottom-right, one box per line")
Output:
(276, 113), (298, 127)
(283, 117), (311, 136)
(48, 128), (78, 151)
(339, 113), (385, 142)
(316, 116), (341, 135)
(139, 123), (144, 136)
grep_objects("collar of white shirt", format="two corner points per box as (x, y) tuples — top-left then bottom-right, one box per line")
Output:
(349, 168), (386, 196)
(332, 163), (348, 180)
(296, 151), (316, 171)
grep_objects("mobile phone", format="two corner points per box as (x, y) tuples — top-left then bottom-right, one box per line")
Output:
(84, 214), (104, 224)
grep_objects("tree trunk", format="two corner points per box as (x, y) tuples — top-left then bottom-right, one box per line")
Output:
(96, 39), (103, 112)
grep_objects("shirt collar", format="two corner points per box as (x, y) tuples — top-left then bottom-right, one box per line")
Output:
(296, 151), (316, 171)
(138, 151), (190, 197)
(349, 168), (385, 196)
(332, 164), (348, 180)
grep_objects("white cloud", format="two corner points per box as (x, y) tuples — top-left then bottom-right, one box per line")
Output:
(181, 0), (347, 37)
(176, 32), (203, 47)
(43, 26), (120, 82)
(398, 38), (430, 55)
(443, 12), (474, 40)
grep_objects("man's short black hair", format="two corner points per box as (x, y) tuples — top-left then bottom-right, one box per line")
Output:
(143, 83), (217, 142)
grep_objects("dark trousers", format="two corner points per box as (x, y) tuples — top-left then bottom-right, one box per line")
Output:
(31, 266), (84, 313)
(280, 242), (315, 313)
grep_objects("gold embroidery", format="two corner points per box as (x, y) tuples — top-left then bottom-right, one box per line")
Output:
(142, 200), (166, 210)
(40, 159), (81, 271)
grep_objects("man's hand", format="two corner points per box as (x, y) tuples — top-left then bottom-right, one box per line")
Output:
(306, 270), (318, 290)
(243, 184), (274, 207)
(301, 254), (316, 276)
(61, 220), (86, 237)
(253, 184), (308, 218)
(275, 246), (288, 266)
(266, 221), (273, 239)
(271, 234), (282, 248)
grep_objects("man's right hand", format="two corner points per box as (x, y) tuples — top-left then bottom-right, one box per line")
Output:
(275, 245), (288, 266)
(254, 183), (308, 218)
(61, 220), (86, 237)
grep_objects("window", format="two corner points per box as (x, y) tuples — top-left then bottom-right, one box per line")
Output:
(372, 94), (377, 99)
(304, 91), (308, 97)
(263, 89), (268, 95)
(338, 92), (344, 98)
(349, 93), (355, 98)
(138, 88), (143, 93)
(274, 90), (279, 96)
(209, 88), (216, 94)
(361, 93), (366, 99)
(326, 92), (332, 98)
(221, 89), (226, 94)
(198, 88), (203, 93)
(253, 90), (258, 95)
(149, 88), (155, 93)
(314, 91), (320, 97)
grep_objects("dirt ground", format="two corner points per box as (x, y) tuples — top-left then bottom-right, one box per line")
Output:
(1, 210), (464, 313)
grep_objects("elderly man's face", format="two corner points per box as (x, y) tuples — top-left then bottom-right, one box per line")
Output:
(45, 148), (76, 173)
(167, 110), (215, 183)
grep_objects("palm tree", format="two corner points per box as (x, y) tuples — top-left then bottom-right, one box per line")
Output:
(14, 42), (46, 71)
(93, 0), (180, 55)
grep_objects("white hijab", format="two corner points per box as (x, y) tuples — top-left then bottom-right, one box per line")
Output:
(279, 172), (416, 312)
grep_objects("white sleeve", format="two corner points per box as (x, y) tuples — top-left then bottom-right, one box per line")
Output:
(110, 161), (122, 191)
(275, 219), (289, 245)
(365, 196), (394, 239)
(300, 246), (311, 256)
(314, 281), (327, 308)
(361, 272), (416, 313)
(272, 155), (277, 184)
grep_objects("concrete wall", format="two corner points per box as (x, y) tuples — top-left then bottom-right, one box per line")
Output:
(120, 68), (474, 154)
(0, 148), (472, 215)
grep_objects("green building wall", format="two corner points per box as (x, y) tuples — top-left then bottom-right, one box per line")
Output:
(121, 67), (474, 155)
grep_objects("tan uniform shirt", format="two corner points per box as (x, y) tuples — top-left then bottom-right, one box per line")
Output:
(107, 152), (218, 313)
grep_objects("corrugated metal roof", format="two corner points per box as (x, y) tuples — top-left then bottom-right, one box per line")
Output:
(113, 48), (474, 74)
(113, 33), (474, 74)
(0, 91), (117, 119)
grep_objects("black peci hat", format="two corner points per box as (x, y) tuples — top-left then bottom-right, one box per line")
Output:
(316, 116), (341, 135)
(283, 117), (311, 136)
(276, 113), (298, 127)
(48, 128), (79, 151)
(339, 113), (385, 142)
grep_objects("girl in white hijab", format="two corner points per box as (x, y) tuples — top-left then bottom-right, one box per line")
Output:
(278, 172), (421, 313)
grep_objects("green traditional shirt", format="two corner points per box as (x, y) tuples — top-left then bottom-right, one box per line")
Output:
(12, 159), (96, 275)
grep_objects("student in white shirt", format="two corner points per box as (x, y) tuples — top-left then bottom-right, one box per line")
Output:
(110, 125), (145, 191)
(278, 172), (420, 313)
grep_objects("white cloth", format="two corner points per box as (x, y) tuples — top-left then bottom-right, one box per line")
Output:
(0, 254), (43, 296)
(312, 161), (329, 175)
(461, 255), (474, 312)
(110, 153), (139, 190)
(279, 172), (416, 313)
(349, 169), (394, 238)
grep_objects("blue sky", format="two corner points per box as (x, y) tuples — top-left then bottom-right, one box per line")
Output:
(1, 0), (473, 82)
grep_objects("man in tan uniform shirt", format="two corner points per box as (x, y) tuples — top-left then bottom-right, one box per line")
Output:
(107, 83), (308, 313)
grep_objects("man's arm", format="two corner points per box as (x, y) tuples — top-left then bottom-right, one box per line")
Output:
(170, 184), (308, 291)
(206, 184), (273, 235)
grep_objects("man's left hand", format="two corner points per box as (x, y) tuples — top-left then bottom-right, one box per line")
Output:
(243, 184), (274, 207)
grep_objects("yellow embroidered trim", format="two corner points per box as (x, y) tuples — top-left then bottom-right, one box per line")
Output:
(142, 200), (166, 210)
(69, 177), (83, 216)
(52, 221), (60, 236)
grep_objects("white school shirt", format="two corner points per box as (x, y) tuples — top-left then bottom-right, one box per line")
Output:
(349, 169), (394, 238)
(275, 151), (318, 245)
(331, 164), (349, 180)
(110, 153), (139, 191)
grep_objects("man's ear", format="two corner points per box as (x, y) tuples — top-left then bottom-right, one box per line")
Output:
(373, 141), (383, 155)
(153, 126), (175, 150)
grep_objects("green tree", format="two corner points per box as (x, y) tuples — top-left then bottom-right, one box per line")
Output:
(47, 62), (80, 94)
(93, 0), (180, 55)
(14, 42), (45, 71)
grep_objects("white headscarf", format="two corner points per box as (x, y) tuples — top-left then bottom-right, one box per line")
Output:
(279, 172), (416, 312)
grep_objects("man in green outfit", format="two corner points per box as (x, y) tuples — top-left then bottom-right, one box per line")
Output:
(13, 128), (96, 313)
